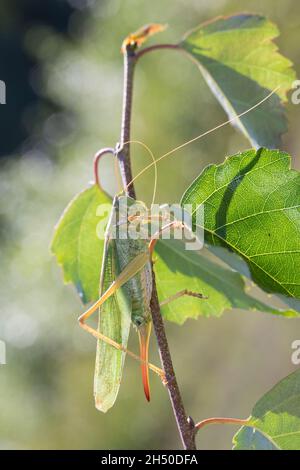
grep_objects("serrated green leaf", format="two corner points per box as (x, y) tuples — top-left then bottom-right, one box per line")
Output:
(154, 240), (297, 325)
(181, 148), (300, 300)
(233, 369), (300, 450)
(181, 14), (296, 148)
(232, 427), (279, 450)
(207, 244), (300, 315)
(51, 184), (112, 303)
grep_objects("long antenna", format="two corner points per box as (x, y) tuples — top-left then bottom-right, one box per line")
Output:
(118, 139), (158, 205)
(124, 86), (281, 193)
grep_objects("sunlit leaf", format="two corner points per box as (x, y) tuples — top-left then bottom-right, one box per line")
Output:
(181, 148), (300, 300)
(154, 240), (297, 325)
(181, 14), (296, 148)
(233, 369), (300, 450)
(207, 244), (300, 315)
(51, 184), (112, 303)
(233, 427), (279, 450)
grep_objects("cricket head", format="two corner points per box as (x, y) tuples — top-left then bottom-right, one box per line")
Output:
(113, 195), (151, 240)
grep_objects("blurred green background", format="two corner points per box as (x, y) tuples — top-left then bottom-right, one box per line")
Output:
(0, 0), (299, 450)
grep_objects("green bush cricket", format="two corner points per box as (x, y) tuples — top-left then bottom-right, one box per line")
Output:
(77, 87), (279, 412)
(78, 186), (204, 410)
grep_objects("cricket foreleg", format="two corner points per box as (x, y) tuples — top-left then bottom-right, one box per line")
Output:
(160, 289), (207, 307)
(148, 218), (195, 255)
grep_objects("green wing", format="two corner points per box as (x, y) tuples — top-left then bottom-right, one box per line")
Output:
(94, 233), (131, 412)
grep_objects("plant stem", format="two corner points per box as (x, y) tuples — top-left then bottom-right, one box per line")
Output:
(117, 45), (196, 450)
(150, 283), (196, 449)
(117, 47), (136, 199)
(135, 43), (181, 61)
(195, 417), (249, 431)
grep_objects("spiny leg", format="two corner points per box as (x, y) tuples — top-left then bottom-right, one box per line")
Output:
(78, 256), (165, 381)
(148, 219), (187, 254)
(149, 221), (207, 305)
(79, 318), (164, 378)
(160, 289), (207, 307)
(130, 209), (201, 248)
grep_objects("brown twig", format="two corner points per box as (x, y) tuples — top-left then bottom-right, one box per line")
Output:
(117, 44), (196, 450)
(93, 147), (115, 189)
(116, 46), (136, 199)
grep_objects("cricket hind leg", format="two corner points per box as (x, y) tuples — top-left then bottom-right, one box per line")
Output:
(78, 278), (165, 382)
(79, 318), (163, 378)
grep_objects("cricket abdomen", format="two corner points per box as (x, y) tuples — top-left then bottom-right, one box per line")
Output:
(115, 229), (153, 402)
(116, 238), (153, 328)
(130, 258), (152, 327)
